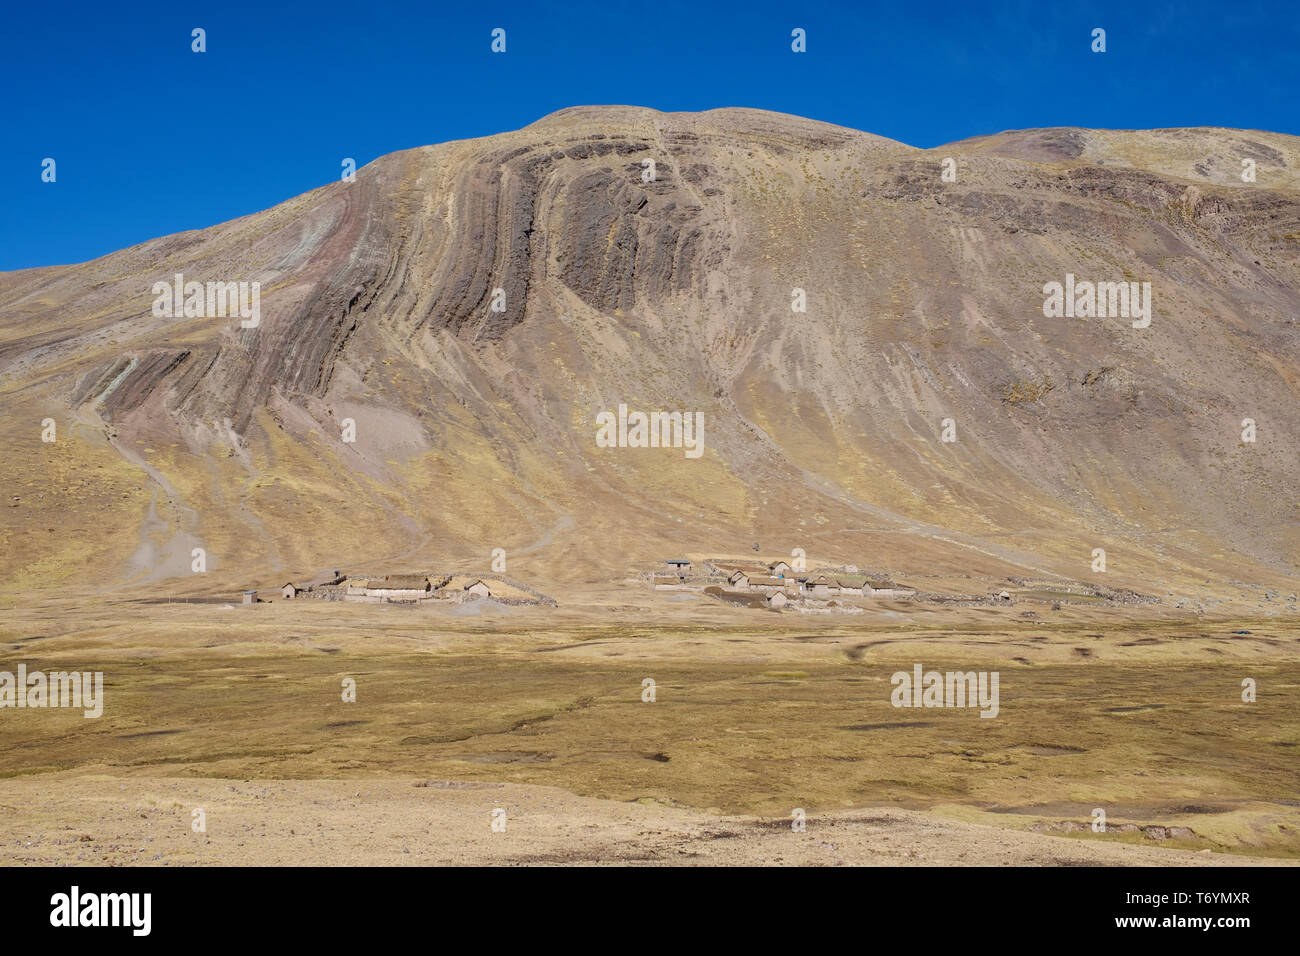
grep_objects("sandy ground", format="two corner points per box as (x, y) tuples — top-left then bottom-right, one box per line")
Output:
(1, 598), (1298, 864)
(0, 773), (1287, 867)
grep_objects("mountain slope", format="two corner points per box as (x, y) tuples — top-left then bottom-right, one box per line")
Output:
(1, 106), (1298, 604)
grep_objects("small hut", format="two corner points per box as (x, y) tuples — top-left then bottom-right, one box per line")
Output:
(241, 590), (258, 605)
(365, 575), (431, 602)
(464, 580), (492, 599)
(280, 583), (299, 600)
(804, 574), (836, 598)
(863, 579), (916, 599)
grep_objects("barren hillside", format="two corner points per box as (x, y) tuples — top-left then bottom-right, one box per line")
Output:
(2, 107), (1297, 605)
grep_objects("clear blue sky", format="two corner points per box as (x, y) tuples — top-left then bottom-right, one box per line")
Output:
(2, 0), (1296, 270)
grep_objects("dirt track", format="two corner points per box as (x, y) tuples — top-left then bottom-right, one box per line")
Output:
(0, 773), (1286, 867)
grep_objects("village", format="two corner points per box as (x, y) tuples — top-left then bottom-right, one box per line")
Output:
(224, 558), (1141, 614)
(647, 557), (1146, 612)
(651, 557), (919, 610)
(237, 571), (557, 607)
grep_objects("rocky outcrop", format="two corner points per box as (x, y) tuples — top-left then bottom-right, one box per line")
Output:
(1, 107), (1297, 593)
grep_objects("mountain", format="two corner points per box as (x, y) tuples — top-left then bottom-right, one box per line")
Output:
(2, 106), (1298, 605)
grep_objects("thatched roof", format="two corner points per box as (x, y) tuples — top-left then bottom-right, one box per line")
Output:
(377, 575), (429, 591)
(712, 560), (768, 574)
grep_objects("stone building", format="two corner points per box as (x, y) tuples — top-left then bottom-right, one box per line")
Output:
(365, 575), (431, 602)
(664, 559), (691, 578)
(804, 574), (836, 598)
(863, 579), (916, 599)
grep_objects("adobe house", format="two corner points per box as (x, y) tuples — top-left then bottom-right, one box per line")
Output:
(768, 560), (792, 578)
(727, 570), (750, 590)
(665, 559), (691, 577)
(747, 575), (786, 592)
(241, 590), (257, 605)
(766, 591), (789, 608)
(280, 583), (299, 599)
(464, 580), (492, 599)
(863, 580), (917, 599)
(805, 574), (836, 598)
(366, 575), (431, 603)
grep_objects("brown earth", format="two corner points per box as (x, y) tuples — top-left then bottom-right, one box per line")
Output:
(1, 107), (1298, 866)
(0, 595), (1296, 865)
(1, 107), (1297, 607)
(1, 773), (1286, 867)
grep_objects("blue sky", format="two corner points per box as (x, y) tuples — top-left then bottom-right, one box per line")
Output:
(2, 0), (1296, 270)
